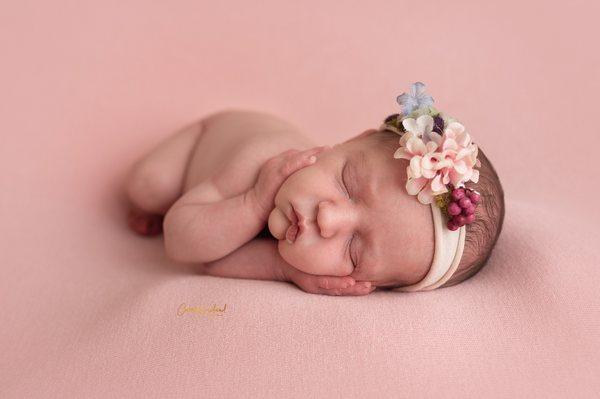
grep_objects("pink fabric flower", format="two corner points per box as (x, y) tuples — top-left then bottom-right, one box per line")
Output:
(393, 119), (480, 204)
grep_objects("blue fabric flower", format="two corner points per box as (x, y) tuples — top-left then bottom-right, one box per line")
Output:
(396, 82), (434, 116)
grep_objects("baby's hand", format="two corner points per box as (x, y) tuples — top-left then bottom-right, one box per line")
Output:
(247, 146), (328, 221)
(282, 262), (377, 296)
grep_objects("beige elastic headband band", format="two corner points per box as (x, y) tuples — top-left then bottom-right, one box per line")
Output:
(393, 205), (466, 292)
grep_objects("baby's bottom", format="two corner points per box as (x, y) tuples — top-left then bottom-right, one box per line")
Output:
(125, 120), (204, 235)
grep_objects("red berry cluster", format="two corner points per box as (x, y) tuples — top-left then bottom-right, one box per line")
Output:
(445, 187), (481, 231)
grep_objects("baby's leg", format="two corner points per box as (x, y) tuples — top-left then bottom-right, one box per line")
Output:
(125, 120), (203, 235)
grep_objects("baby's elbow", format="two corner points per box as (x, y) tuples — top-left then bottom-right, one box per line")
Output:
(164, 204), (228, 264)
(163, 225), (187, 263)
(164, 235), (188, 264)
(163, 209), (215, 264)
(163, 231), (207, 264)
(163, 210), (196, 263)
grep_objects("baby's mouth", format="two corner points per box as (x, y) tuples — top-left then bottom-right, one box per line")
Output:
(285, 204), (306, 244)
(285, 223), (299, 243)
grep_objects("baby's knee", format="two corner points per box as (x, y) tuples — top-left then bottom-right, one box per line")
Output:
(126, 163), (178, 213)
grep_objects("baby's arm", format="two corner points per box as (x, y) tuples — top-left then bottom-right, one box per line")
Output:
(163, 146), (326, 264)
(163, 184), (263, 263)
(202, 239), (376, 296)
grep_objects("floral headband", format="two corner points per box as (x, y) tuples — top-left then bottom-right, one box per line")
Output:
(379, 82), (482, 292)
(379, 82), (482, 231)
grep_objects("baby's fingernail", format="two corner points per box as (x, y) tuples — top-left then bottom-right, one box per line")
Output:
(362, 282), (371, 288)
(308, 155), (316, 163)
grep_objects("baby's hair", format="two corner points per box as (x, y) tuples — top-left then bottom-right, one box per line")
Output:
(370, 129), (505, 290)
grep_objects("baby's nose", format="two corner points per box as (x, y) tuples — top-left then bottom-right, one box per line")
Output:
(317, 200), (355, 238)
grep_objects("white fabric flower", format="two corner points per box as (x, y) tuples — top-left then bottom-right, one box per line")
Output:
(401, 114), (435, 143)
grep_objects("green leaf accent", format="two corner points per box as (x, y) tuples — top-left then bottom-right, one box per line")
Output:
(434, 192), (451, 217)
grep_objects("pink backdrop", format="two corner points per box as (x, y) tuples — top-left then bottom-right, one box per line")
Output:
(1, 1), (599, 397)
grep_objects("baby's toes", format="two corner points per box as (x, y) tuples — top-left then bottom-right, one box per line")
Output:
(127, 209), (164, 236)
(144, 214), (164, 235)
(127, 210), (147, 234)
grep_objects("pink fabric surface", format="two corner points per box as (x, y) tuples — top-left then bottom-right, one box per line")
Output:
(1, 1), (599, 397)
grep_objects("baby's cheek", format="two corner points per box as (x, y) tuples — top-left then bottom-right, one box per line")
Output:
(279, 241), (352, 277)
(267, 207), (289, 240)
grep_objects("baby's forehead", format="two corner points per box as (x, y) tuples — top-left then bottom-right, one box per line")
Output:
(345, 145), (406, 205)
(345, 136), (400, 172)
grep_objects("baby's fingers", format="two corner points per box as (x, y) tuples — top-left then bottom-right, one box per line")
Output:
(318, 276), (356, 290)
(301, 145), (330, 158)
(344, 282), (377, 296)
(317, 277), (375, 296)
(281, 146), (326, 176)
(321, 281), (376, 296)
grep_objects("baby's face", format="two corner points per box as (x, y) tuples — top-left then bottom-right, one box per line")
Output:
(268, 129), (435, 288)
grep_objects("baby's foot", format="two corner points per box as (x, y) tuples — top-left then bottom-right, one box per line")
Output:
(127, 208), (164, 236)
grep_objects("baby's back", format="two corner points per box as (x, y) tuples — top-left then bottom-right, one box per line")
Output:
(183, 109), (317, 200)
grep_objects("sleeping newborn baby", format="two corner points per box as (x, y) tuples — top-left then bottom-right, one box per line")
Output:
(125, 82), (505, 296)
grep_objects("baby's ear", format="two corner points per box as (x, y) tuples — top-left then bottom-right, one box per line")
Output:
(343, 128), (379, 144)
